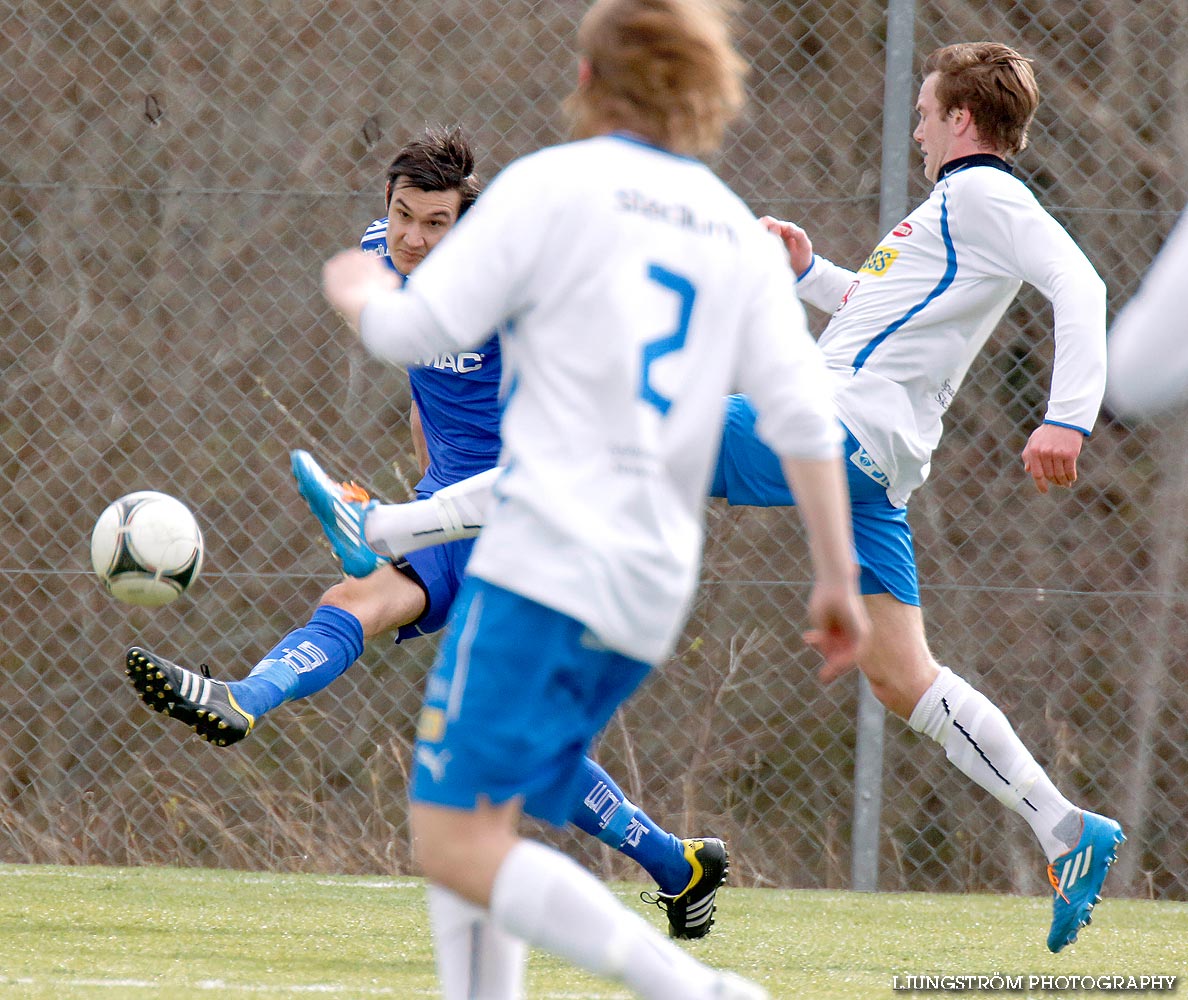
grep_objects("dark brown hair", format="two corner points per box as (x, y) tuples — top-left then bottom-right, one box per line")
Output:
(385, 125), (482, 216)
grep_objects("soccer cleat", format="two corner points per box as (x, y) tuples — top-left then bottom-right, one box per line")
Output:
(641, 837), (729, 939)
(1046, 811), (1125, 953)
(291, 449), (387, 578)
(126, 646), (255, 747)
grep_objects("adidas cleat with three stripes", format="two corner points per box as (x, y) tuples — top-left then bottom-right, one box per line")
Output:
(291, 449), (387, 578)
(126, 646), (255, 747)
(641, 837), (729, 939)
(1046, 811), (1125, 953)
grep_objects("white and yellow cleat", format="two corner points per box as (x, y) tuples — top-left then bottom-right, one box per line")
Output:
(641, 837), (729, 939)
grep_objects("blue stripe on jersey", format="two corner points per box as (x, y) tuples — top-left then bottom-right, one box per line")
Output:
(499, 371), (519, 418)
(360, 218), (400, 275)
(1043, 418), (1091, 437)
(851, 192), (958, 372)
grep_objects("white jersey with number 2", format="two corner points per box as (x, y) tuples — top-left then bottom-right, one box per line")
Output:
(359, 133), (842, 664)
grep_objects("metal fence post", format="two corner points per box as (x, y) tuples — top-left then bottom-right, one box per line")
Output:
(851, 0), (917, 894)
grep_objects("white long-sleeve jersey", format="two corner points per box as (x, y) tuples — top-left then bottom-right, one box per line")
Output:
(1106, 208), (1188, 418)
(798, 155), (1107, 507)
(359, 134), (842, 664)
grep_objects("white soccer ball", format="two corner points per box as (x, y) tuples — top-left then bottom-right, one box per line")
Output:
(90, 491), (205, 607)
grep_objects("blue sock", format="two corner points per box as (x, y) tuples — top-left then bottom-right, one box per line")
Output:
(227, 605), (366, 719)
(567, 757), (692, 894)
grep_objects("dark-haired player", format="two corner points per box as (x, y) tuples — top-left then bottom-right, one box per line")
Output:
(126, 125), (728, 947)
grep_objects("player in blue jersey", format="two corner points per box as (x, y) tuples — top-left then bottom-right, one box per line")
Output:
(328, 43), (1125, 955)
(318, 0), (867, 996)
(124, 126), (729, 944)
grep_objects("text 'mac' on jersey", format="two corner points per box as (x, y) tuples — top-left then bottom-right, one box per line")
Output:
(360, 218), (502, 493)
(796, 154), (1106, 507)
(369, 134), (842, 664)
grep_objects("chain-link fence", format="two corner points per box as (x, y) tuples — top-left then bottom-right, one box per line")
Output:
(3, 0), (1186, 902)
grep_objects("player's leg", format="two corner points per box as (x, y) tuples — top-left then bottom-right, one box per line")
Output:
(865, 595), (1088, 857)
(411, 579), (766, 1000)
(292, 448), (732, 932)
(568, 757), (728, 939)
(365, 467), (498, 560)
(307, 394), (780, 571)
(228, 567), (424, 711)
(127, 565), (426, 745)
(427, 881), (526, 1000)
(713, 398), (1125, 952)
(847, 478), (1124, 953)
(334, 395), (779, 563)
(710, 395), (1096, 862)
(292, 447), (495, 570)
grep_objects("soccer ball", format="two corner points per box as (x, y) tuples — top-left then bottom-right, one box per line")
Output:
(90, 491), (205, 607)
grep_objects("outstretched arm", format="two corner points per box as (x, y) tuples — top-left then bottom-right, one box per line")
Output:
(758, 215), (857, 314)
(323, 249), (400, 331)
(322, 244), (495, 367)
(975, 185), (1106, 484)
(759, 216), (814, 275)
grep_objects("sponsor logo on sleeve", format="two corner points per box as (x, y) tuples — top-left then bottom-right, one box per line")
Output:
(858, 246), (899, 276)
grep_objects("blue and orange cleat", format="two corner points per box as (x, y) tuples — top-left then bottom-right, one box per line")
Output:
(1046, 811), (1125, 953)
(291, 449), (387, 578)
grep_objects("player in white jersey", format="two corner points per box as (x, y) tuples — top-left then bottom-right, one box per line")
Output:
(327, 42), (1125, 956)
(755, 42), (1122, 954)
(318, 2), (868, 997)
(1106, 208), (1188, 417)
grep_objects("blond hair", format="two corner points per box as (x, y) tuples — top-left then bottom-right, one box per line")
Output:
(924, 42), (1039, 157)
(565, 0), (746, 157)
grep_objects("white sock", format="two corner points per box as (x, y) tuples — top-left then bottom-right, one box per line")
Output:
(908, 666), (1080, 862)
(489, 840), (748, 1000)
(427, 885), (525, 1000)
(365, 466), (500, 558)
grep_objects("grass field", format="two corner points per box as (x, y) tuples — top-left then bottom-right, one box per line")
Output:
(1, 863), (1184, 999)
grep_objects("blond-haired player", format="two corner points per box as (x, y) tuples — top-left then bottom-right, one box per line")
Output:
(319, 1), (867, 997)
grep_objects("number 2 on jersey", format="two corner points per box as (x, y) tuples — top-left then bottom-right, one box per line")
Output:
(639, 264), (696, 416)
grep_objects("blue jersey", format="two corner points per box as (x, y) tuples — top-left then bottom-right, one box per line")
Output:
(360, 218), (502, 494)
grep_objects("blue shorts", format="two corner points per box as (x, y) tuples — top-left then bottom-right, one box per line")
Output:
(395, 536), (475, 643)
(709, 394), (919, 606)
(409, 578), (651, 825)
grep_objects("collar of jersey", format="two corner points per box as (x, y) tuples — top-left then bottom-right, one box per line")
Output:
(937, 152), (1013, 181)
(607, 130), (700, 163)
